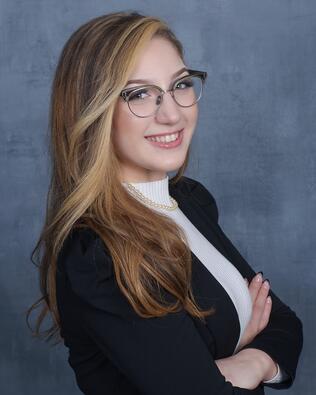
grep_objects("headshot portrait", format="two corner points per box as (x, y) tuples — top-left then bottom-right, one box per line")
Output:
(1, 1), (314, 395)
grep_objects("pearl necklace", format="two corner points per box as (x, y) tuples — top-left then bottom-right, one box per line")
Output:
(126, 182), (178, 211)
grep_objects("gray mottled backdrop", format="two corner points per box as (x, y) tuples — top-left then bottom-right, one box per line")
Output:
(1, 0), (314, 393)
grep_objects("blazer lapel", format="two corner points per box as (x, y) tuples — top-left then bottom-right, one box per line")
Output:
(169, 182), (225, 254)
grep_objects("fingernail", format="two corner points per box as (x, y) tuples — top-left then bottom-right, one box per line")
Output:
(255, 272), (263, 282)
(263, 279), (270, 288)
(266, 296), (272, 303)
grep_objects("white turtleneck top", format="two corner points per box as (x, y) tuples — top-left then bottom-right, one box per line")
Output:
(122, 174), (285, 384)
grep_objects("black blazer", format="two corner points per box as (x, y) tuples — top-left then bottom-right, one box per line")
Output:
(56, 176), (303, 395)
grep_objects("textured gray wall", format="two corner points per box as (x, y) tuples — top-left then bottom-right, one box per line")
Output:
(1, 0), (314, 393)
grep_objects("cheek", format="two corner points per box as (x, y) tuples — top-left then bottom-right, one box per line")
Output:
(183, 105), (198, 130)
(112, 103), (147, 149)
(190, 105), (199, 124)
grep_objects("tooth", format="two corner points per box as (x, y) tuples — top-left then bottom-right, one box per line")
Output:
(147, 131), (180, 143)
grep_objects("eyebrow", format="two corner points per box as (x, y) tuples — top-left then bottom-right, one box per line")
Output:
(126, 67), (189, 86)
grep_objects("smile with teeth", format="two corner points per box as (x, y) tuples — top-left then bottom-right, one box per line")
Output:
(146, 131), (180, 143)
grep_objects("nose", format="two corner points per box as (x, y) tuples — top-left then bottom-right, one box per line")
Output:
(154, 91), (181, 124)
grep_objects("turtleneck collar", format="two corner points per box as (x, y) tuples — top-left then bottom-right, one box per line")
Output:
(122, 175), (172, 206)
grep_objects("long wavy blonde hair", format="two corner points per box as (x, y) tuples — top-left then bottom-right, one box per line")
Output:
(26, 10), (214, 343)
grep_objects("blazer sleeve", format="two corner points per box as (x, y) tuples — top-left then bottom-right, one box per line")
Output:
(60, 228), (265, 395)
(189, 178), (303, 390)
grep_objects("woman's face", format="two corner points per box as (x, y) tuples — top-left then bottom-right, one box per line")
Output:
(112, 36), (198, 182)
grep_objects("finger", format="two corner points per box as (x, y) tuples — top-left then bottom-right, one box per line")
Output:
(251, 280), (270, 323)
(258, 296), (272, 331)
(248, 272), (263, 304)
(253, 280), (270, 312)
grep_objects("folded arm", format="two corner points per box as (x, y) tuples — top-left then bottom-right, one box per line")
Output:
(190, 178), (303, 389)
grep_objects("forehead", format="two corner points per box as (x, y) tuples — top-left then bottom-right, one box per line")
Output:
(128, 37), (185, 81)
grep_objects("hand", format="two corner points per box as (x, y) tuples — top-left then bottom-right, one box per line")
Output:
(215, 348), (278, 390)
(214, 273), (278, 388)
(236, 272), (272, 352)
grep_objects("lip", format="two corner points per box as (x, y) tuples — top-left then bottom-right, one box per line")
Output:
(145, 129), (184, 138)
(145, 129), (184, 149)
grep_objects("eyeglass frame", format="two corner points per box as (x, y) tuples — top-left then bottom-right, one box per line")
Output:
(119, 69), (207, 118)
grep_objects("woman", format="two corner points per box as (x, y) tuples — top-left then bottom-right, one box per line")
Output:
(27, 11), (303, 395)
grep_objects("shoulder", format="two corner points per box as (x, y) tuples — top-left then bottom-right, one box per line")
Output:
(171, 175), (219, 222)
(58, 227), (113, 280)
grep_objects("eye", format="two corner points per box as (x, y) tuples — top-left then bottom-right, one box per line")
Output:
(128, 88), (150, 101)
(175, 77), (194, 90)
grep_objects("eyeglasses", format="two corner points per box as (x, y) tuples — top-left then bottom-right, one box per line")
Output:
(119, 69), (207, 118)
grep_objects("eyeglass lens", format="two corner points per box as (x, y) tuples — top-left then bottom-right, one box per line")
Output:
(127, 75), (203, 117)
